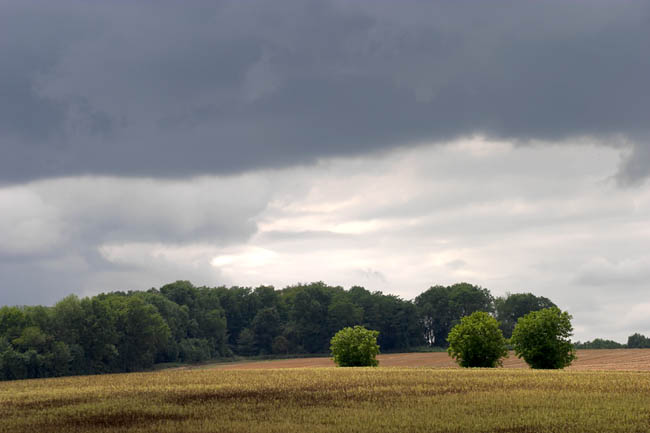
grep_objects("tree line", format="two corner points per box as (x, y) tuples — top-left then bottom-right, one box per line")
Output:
(0, 280), (642, 380)
(574, 333), (650, 349)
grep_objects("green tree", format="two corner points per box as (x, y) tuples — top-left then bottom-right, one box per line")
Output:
(286, 283), (334, 353)
(448, 283), (494, 318)
(12, 326), (49, 352)
(51, 295), (84, 345)
(0, 306), (28, 342)
(510, 307), (576, 369)
(112, 296), (170, 371)
(415, 283), (494, 347)
(327, 297), (363, 338)
(49, 341), (72, 376)
(253, 285), (279, 310)
(197, 307), (227, 356)
(627, 333), (650, 348)
(0, 347), (28, 380)
(330, 326), (379, 367)
(574, 338), (625, 349)
(214, 286), (259, 349)
(251, 308), (281, 354)
(78, 297), (119, 373)
(415, 285), (453, 346)
(236, 328), (257, 356)
(160, 280), (198, 310)
(178, 338), (212, 362)
(271, 335), (290, 354)
(494, 293), (556, 338)
(447, 311), (508, 368)
(345, 286), (422, 350)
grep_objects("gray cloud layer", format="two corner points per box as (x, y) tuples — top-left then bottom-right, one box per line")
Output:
(0, 175), (270, 305)
(2, 0), (649, 183)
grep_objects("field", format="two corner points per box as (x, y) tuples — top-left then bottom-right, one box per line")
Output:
(2, 350), (650, 433)
(206, 349), (650, 371)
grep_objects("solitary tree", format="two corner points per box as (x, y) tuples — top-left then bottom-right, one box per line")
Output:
(330, 326), (379, 367)
(447, 311), (508, 368)
(510, 307), (576, 369)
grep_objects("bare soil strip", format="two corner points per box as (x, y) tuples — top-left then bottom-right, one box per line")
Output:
(201, 349), (650, 371)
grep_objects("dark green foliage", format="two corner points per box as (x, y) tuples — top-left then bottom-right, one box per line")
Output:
(0, 347), (28, 380)
(510, 307), (576, 369)
(415, 283), (494, 347)
(251, 308), (282, 354)
(77, 297), (119, 373)
(271, 335), (290, 354)
(112, 296), (170, 372)
(330, 326), (380, 367)
(12, 326), (48, 352)
(287, 282), (335, 353)
(347, 286), (423, 350)
(494, 293), (556, 338)
(447, 311), (508, 368)
(0, 306), (28, 341)
(236, 328), (257, 356)
(627, 333), (650, 348)
(50, 341), (73, 376)
(179, 338), (213, 362)
(213, 286), (260, 347)
(327, 297), (363, 338)
(574, 338), (626, 349)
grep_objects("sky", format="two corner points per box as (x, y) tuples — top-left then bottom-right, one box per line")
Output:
(1, 0), (649, 342)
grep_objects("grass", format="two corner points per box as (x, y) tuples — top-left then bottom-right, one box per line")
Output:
(2, 366), (650, 432)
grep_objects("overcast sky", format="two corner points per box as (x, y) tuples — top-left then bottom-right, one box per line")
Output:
(1, 0), (649, 342)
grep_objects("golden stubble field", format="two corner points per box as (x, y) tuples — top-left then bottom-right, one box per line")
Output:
(2, 349), (650, 433)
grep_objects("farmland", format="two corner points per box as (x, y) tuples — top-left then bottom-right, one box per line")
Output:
(2, 350), (650, 433)
(207, 349), (650, 371)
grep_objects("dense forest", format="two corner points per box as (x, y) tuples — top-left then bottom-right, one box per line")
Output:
(0, 280), (643, 381)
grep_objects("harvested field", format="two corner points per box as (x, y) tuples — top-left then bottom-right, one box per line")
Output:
(205, 349), (650, 371)
(4, 364), (650, 433)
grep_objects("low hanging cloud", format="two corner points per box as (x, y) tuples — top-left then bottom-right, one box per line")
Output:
(0, 174), (270, 305)
(1, 0), (649, 184)
(0, 175), (269, 254)
(574, 257), (650, 289)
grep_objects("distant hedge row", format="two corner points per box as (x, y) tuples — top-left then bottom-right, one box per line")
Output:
(575, 334), (650, 349)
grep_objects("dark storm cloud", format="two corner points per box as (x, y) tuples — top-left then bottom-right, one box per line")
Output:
(1, 0), (649, 183)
